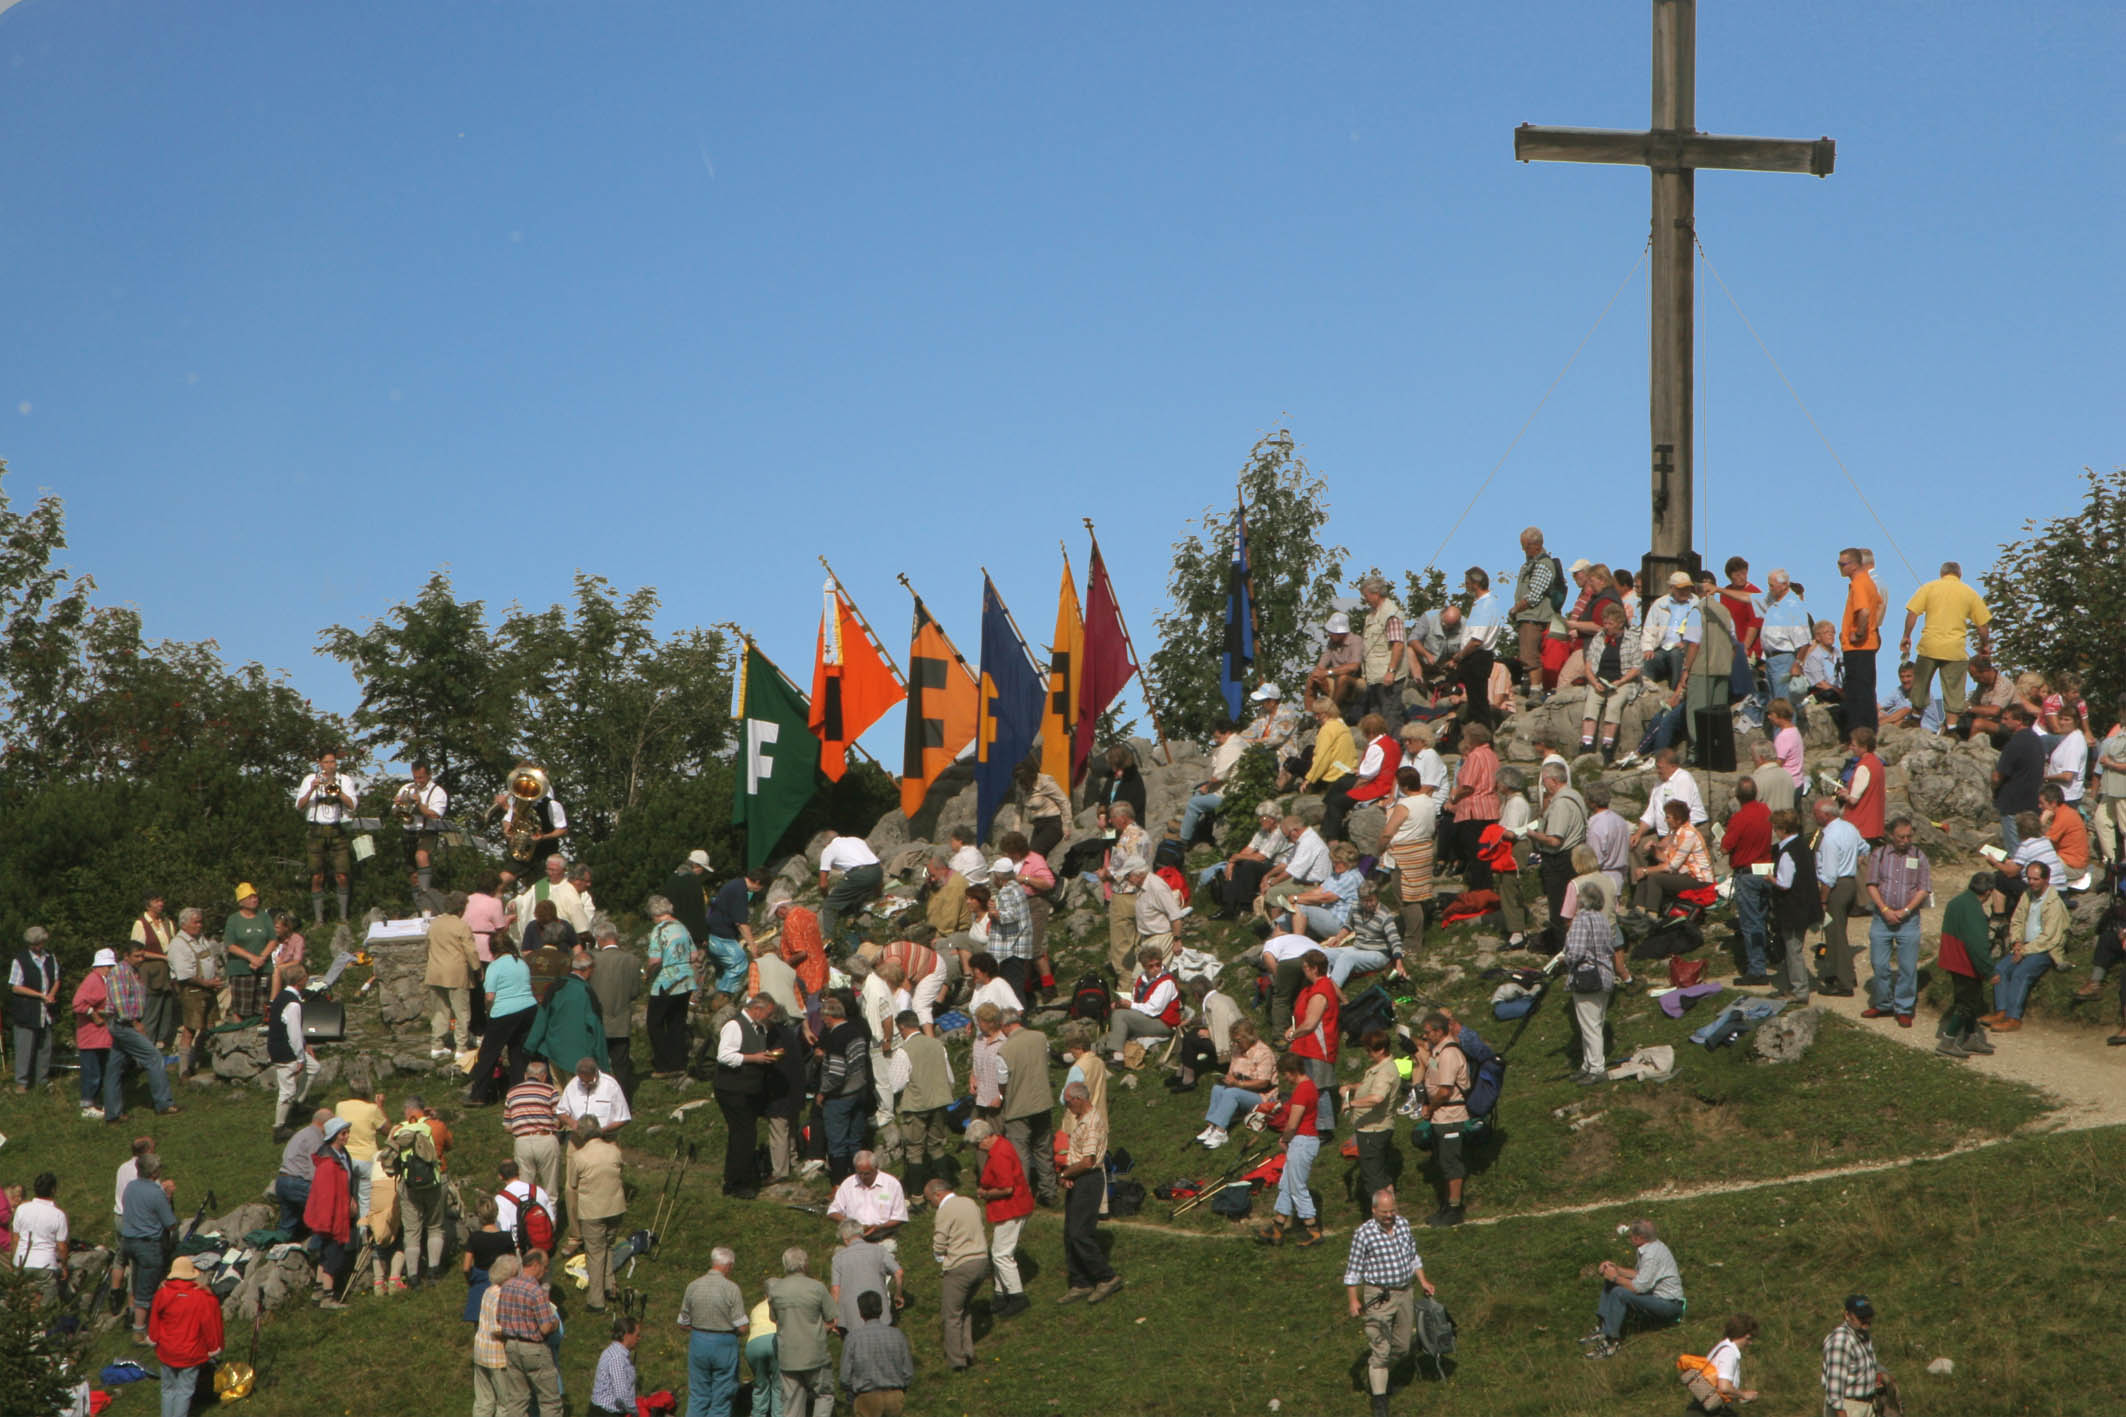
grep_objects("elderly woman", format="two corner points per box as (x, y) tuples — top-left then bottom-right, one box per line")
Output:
(1559, 844), (1621, 928)
(1448, 723), (1501, 888)
(1632, 800), (1714, 911)
(1561, 884), (1630, 1083)
(1379, 765), (1440, 945)
(1293, 840), (1366, 940)
(642, 894), (700, 1078)
(1330, 713), (1402, 843)
(1579, 601), (1646, 764)
(1099, 802), (1150, 978)
(1494, 765), (1540, 947)
(1201, 800), (1292, 921)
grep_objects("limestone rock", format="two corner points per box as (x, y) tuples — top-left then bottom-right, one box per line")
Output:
(1927, 1357), (1955, 1377)
(1293, 796), (1325, 827)
(803, 830), (836, 870)
(884, 843), (934, 881)
(1347, 803), (1389, 854)
(1900, 737), (1993, 823)
(370, 941), (429, 1029)
(865, 810), (910, 857)
(1750, 1007), (1821, 1064)
(210, 1029), (272, 1086)
(208, 1201), (276, 1241)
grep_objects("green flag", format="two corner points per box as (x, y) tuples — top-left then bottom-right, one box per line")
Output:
(732, 640), (821, 870)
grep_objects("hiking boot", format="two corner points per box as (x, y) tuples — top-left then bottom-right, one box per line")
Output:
(1371, 1392), (1392, 1417)
(993, 1294), (1031, 1319)
(1056, 1286), (1094, 1305)
(1961, 1028), (1996, 1055)
(1992, 1017), (2022, 1032)
(1088, 1275), (1125, 1304)
(1425, 1206), (1463, 1228)
(1935, 1034), (1970, 1058)
(1295, 1219), (1325, 1248)
(1256, 1217), (1289, 1246)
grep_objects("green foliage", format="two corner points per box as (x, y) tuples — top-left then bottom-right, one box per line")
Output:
(1215, 744), (1282, 843)
(1402, 565), (1453, 621)
(0, 1265), (75, 1416)
(1148, 429), (1346, 741)
(1982, 466), (2126, 716)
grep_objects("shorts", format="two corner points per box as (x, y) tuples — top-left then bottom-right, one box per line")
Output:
(180, 983), (221, 1037)
(405, 828), (443, 861)
(1433, 1127), (1467, 1181)
(307, 824), (351, 877)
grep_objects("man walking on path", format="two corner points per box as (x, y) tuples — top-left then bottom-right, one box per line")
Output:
(1344, 1187), (1435, 1417)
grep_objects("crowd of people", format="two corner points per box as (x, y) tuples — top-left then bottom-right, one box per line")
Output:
(1, 528), (2111, 1417)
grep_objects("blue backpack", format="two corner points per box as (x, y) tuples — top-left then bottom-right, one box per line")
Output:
(1453, 1026), (1507, 1125)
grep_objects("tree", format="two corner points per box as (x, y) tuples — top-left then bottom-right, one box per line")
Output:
(1982, 466), (2126, 716)
(1148, 429), (1347, 742)
(0, 463), (101, 779)
(316, 571), (519, 799)
(0, 1265), (74, 1416)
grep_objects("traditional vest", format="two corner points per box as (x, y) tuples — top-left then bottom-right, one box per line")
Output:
(1361, 598), (1405, 683)
(266, 986), (304, 1063)
(8, 950), (55, 1030)
(1348, 736), (1404, 803)
(716, 1012), (766, 1096)
(1134, 971), (1181, 1028)
(1770, 837), (1820, 936)
(1846, 753), (1887, 840)
(900, 1034), (954, 1112)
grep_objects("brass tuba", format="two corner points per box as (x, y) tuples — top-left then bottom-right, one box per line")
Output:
(502, 765), (550, 862)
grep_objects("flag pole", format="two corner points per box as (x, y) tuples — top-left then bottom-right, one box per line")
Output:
(978, 568), (1046, 679)
(895, 573), (979, 682)
(1083, 518), (1174, 764)
(819, 556), (908, 688)
(1237, 479), (1262, 657)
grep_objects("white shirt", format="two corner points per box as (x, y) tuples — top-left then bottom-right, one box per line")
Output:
(1129, 975), (1178, 1018)
(166, 931), (219, 985)
(826, 1172), (909, 1229)
(1262, 932), (1316, 965)
(947, 845), (989, 886)
(2048, 731), (2089, 803)
(1285, 828), (1332, 885)
(495, 1179), (555, 1237)
(1409, 747), (1449, 794)
(397, 780), (451, 826)
(114, 1158), (139, 1219)
(514, 878), (590, 935)
(278, 993), (306, 1056)
(970, 977), (1023, 1016)
(1207, 734), (1247, 783)
(1639, 771), (1709, 837)
(1461, 593), (1505, 653)
(715, 1016), (756, 1069)
(819, 837), (880, 874)
(12, 1197), (67, 1269)
(296, 771), (358, 824)
(558, 1072), (631, 1130)
(1707, 1337), (1743, 1387)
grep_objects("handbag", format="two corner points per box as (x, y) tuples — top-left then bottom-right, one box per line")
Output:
(1667, 957), (1707, 988)
(1570, 963), (1606, 994)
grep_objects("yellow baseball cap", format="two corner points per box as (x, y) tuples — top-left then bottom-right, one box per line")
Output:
(235, 882), (259, 902)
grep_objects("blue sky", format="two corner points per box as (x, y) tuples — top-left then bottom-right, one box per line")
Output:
(3, 1), (2119, 761)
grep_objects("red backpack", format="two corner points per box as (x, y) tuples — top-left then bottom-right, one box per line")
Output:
(507, 1182), (554, 1254)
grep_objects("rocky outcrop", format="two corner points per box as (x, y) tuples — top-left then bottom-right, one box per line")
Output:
(1899, 736), (1996, 823)
(1751, 1007), (1821, 1064)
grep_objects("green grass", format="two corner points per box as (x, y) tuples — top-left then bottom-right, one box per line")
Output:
(0, 890), (2083, 1417)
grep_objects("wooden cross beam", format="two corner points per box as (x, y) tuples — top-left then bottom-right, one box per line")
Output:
(1514, 0), (1834, 593)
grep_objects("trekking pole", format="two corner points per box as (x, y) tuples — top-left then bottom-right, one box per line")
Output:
(1167, 1140), (1273, 1219)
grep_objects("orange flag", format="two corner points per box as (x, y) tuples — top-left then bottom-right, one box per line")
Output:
(1040, 552), (1084, 790)
(809, 579), (905, 782)
(899, 592), (980, 817)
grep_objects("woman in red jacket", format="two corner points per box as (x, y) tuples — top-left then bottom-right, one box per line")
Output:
(149, 1255), (225, 1412)
(303, 1117), (358, 1308)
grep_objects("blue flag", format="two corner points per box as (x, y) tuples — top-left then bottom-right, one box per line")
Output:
(975, 575), (1044, 841)
(1221, 496), (1255, 719)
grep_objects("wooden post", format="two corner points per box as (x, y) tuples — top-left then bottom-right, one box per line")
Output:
(1646, 0), (1699, 596)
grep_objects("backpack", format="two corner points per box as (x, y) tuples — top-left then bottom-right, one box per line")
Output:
(1106, 1178), (1147, 1217)
(1208, 1183), (1254, 1220)
(391, 1124), (441, 1191)
(1545, 556), (1568, 613)
(506, 1181), (554, 1254)
(1068, 973), (1113, 1025)
(1340, 984), (1396, 1044)
(1447, 1029), (1507, 1124)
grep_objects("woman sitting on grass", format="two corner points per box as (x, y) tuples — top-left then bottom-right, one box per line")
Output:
(1194, 1019), (1277, 1151)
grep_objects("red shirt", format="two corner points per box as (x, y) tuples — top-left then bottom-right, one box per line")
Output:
(149, 1277), (225, 1369)
(977, 1139), (1034, 1223)
(1273, 1077), (1320, 1139)
(1290, 978), (1339, 1063)
(1719, 801), (1773, 869)
(1720, 584), (1762, 654)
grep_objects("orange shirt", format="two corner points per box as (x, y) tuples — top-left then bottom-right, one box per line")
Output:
(1841, 570), (1885, 652)
(2047, 809), (2090, 872)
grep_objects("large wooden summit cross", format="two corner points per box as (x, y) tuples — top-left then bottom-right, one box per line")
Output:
(1515, 0), (1833, 594)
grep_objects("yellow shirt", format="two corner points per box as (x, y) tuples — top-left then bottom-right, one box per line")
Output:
(1305, 717), (1359, 787)
(1905, 576), (1990, 661)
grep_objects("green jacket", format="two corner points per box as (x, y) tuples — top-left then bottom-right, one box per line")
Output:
(526, 975), (610, 1075)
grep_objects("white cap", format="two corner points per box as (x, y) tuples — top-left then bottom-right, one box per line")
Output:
(1250, 683), (1283, 702)
(685, 848), (712, 870)
(1325, 612), (1352, 635)
(991, 857), (1017, 878)
(92, 947), (119, 968)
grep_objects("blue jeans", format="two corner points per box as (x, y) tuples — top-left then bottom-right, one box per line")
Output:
(2000, 813), (2022, 854)
(1205, 1084), (1263, 1131)
(823, 1092), (869, 1168)
(108, 1022), (174, 1114)
(1597, 1282), (1684, 1339)
(1328, 947), (1390, 990)
(274, 1174), (310, 1233)
(686, 1329), (741, 1417)
(1180, 792), (1224, 842)
(1275, 1133), (1320, 1221)
(1993, 952), (2054, 1019)
(1300, 905), (1347, 938)
(1765, 651), (1796, 706)
(1867, 911), (1923, 1014)
(79, 1047), (111, 1110)
(706, 936), (749, 995)
(162, 1362), (202, 1417)
(1731, 873), (1770, 975)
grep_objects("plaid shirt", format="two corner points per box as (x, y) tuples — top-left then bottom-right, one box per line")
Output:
(1341, 1214), (1420, 1288)
(988, 880), (1035, 960)
(472, 1285), (507, 1368)
(108, 961), (146, 1022)
(492, 1274), (556, 1342)
(1821, 1321), (1880, 1402)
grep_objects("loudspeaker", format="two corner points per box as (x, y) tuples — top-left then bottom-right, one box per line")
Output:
(1691, 705), (1737, 772)
(302, 999), (346, 1044)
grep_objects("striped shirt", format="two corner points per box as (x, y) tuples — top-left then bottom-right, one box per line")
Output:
(1341, 1214), (1420, 1288)
(503, 1081), (562, 1138)
(1867, 845), (1932, 912)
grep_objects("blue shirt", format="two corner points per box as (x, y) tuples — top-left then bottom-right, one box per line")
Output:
(120, 1176), (177, 1240)
(647, 919), (698, 996)
(1463, 593), (1506, 652)
(1318, 868), (1364, 928)
(1815, 818), (1868, 883)
(485, 954), (536, 1017)
(1759, 591), (1812, 652)
(589, 1340), (637, 1412)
